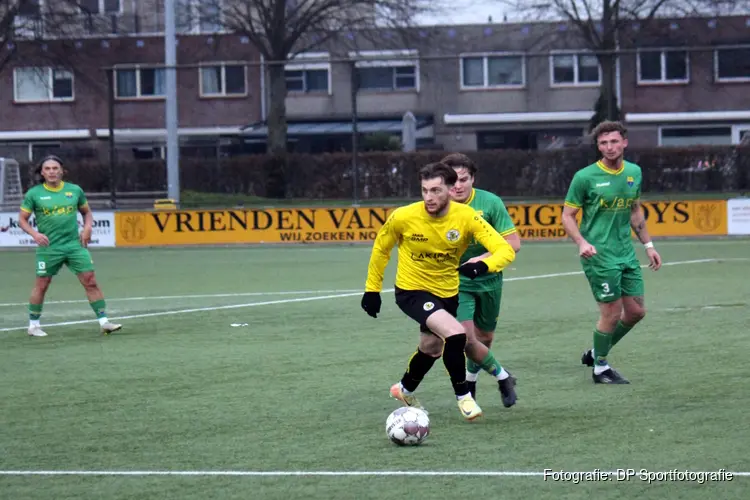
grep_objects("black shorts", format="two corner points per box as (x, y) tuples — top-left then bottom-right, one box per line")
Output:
(394, 286), (459, 334)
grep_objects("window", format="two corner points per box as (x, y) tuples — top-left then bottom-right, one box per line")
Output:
(638, 50), (688, 84)
(461, 54), (525, 88)
(715, 47), (750, 81)
(660, 127), (732, 146)
(551, 53), (600, 85)
(80, 0), (121, 14)
(350, 50), (419, 92)
(285, 70), (329, 93)
(357, 66), (416, 91)
(115, 67), (166, 98)
(177, 0), (223, 33)
(18, 0), (41, 15)
(31, 143), (62, 161)
(478, 129), (583, 150)
(14, 67), (74, 102)
(200, 63), (246, 96)
(285, 52), (331, 94)
(13, 0), (41, 38)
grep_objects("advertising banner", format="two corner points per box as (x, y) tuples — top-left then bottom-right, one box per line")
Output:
(506, 200), (727, 239)
(111, 200), (731, 247)
(0, 211), (116, 248)
(114, 207), (396, 247)
(727, 198), (750, 235)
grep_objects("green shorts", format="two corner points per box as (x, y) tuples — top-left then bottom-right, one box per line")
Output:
(582, 259), (644, 303)
(36, 246), (95, 277)
(457, 283), (503, 332)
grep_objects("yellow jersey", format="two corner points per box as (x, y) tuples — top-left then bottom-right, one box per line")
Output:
(365, 200), (516, 298)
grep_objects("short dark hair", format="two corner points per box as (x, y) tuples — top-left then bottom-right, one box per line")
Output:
(592, 121), (628, 141)
(419, 162), (457, 186)
(440, 153), (477, 176)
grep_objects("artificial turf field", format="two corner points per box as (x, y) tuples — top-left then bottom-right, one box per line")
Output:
(1, 239), (748, 499)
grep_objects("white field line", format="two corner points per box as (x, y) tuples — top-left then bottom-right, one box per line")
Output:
(0, 258), (735, 334)
(0, 289), (362, 308)
(0, 291), (383, 333)
(2, 257), (741, 309)
(0, 470), (746, 477)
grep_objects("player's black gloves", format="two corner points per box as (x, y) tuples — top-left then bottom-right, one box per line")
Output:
(361, 292), (382, 318)
(458, 261), (489, 279)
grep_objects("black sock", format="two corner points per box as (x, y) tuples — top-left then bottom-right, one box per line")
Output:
(400, 349), (439, 393)
(442, 334), (469, 396)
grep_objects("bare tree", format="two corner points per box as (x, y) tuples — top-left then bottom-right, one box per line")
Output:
(211, 0), (440, 154)
(1, 0), (24, 71)
(499, 0), (750, 127)
(1, 0), (126, 95)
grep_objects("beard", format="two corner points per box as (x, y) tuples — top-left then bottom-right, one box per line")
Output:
(425, 197), (450, 216)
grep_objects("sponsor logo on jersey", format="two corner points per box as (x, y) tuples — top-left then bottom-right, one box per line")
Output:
(595, 182), (611, 187)
(410, 251), (456, 262)
(408, 233), (428, 242)
(446, 229), (460, 242)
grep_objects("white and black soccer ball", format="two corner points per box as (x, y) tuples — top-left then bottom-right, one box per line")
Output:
(385, 407), (430, 446)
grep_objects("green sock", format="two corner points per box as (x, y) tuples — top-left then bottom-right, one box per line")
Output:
(478, 352), (502, 378)
(610, 321), (634, 349)
(29, 303), (43, 321)
(466, 358), (482, 376)
(593, 329), (612, 365)
(89, 299), (107, 319)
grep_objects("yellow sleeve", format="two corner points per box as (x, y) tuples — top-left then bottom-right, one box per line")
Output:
(468, 212), (516, 273)
(365, 210), (401, 292)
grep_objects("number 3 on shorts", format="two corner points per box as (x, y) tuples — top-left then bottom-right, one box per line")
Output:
(601, 283), (610, 293)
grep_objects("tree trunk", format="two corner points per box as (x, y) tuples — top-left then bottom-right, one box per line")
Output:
(266, 62), (288, 155)
(600, 53), (617, 121)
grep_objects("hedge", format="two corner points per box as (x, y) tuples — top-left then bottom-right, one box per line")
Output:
(21, 146), (750, 199)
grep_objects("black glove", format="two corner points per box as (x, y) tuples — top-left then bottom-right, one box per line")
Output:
(361, 292), (382, 318)
(458, 261), (489, 279)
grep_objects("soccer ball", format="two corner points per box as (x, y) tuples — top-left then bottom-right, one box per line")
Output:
(385, 406), (430, 446)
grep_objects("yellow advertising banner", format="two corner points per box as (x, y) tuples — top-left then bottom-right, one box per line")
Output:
(506, 200), (728, 239)
(115, 207), (396, 246)
(114, 200), (727, 246)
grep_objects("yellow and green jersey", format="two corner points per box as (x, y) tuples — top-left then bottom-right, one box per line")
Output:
(20, 182), (88, 248)
(564, 160), (642, 263)
(459, 188), (517, 291)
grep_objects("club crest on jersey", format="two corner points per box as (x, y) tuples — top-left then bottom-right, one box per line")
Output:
(65, 192), (73, 198)
(446, 229), (460, 242)
(626, 176), (634, 187)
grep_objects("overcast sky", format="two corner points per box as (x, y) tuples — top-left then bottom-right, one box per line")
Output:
(415, 0), (511, 25)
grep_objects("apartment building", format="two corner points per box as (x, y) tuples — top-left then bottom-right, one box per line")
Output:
(1, 5), (749, 159)
(284, 16), (750, 151)
(0, 0), (262, 162)
(618, 16), (750, 147)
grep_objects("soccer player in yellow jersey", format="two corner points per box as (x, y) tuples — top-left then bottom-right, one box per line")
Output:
(361, 162), (516, 420)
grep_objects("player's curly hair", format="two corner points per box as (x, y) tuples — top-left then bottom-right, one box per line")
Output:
(440, 153), (477, 176)
(419, 162), (458, 185)
(591, 120), (628, 141)
(33, 155), (66, 184)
